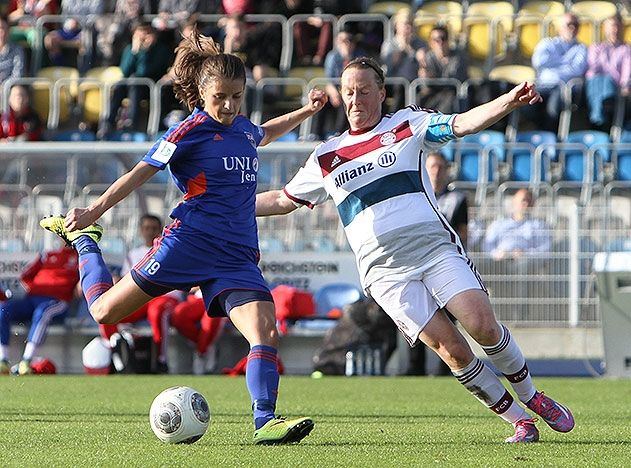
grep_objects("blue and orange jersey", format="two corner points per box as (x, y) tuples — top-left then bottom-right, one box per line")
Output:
(142, 108), (265, 249)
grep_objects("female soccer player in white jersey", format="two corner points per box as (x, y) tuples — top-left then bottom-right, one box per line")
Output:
(256, 56), (575, 443)
(41, 31), (327, 445)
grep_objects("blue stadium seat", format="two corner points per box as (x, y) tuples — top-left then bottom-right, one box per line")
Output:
(564, 131), (610, 182)
(314, 283), (363, 316)
(514, 131), (557, 182)
(105, 131), (150, 142)
(606, 237), (631, 252)
(51, 130), (97, 142)
(458, 131), (505, 182)
(615, 130), (631, 181)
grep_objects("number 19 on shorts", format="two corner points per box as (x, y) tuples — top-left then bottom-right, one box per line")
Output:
(144, 259), (161, 275)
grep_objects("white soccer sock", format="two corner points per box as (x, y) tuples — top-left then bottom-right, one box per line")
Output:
(0, 344), (9, 361)
(481, 324), (537, 404)
(453, 357), (529, 424)
(22, 342), (37, 361)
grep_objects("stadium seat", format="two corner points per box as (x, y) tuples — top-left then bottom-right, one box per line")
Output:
(570, 1), (618, 45)
(414, 1), (464, 42)
(34, 66), (80, 126)
(457, 130), (505, 182)
(514, 131), (557, 182)
(104, 131), (150, 142)
(488, 65), (536, 85)
(367, 1), (410, 16)
(259, 237), (285, 253)
(515, 1), (565, 58)
(81, 66), (124, 124)
(314, 283), (363, 316)
(50, 130), (97, 142)
(463, 2), (514, 64)
(606, 237), (631, 252)
(564, 130), (610, 182)
(612, 130), (631, 181)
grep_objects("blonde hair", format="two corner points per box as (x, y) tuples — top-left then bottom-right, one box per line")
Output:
(172, 30), (246, 110)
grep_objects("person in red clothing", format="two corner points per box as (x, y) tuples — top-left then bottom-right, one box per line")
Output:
(170, 289), (226, 374)
(0, 245), (79, 375)
(99, 214), (181, 373)
(0, 84), (44, 142)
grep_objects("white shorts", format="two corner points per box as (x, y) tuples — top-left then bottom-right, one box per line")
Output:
(367, 254), (486, 347)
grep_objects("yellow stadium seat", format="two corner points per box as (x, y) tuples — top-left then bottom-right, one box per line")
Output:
(464, 2), (515, 62)
(368, 1), (410, 16)
(414, 1), (464, 42)
(515, 2), (566, 58)
(570, 1), (619, 45)
(286, 66), (324, 97)
(624, 16), (631, 44)
(33, 66), (80, 125)
(489, 65), (536, 84)
(80, 67), (123, 124)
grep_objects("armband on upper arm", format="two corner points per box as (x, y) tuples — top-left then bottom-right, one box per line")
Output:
(425, 114), (457, 144)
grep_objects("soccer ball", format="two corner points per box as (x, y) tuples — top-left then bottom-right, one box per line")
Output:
(149, 386), (210, 444)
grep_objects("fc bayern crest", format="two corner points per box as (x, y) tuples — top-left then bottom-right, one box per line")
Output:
(379, 132), (396, 145)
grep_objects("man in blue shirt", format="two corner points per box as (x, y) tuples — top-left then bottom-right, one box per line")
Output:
(531, 13), (588, 133)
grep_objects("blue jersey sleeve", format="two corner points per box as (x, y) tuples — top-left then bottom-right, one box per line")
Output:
(142, 135), (183, 170)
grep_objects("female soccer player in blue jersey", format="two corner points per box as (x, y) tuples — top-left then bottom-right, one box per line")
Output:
(41, 31), (327, 445)
(256, 57), (575, 444)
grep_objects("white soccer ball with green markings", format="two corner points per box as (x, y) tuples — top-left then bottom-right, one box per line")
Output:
(149, 386), (210, 444)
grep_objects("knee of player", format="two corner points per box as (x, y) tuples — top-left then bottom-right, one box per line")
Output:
(90, 302), (117, 324)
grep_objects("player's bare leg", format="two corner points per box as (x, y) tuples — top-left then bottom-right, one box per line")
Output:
(419, 310), (537, 442)
(446, 289), (574, 433)
(230, 300), (314, 445)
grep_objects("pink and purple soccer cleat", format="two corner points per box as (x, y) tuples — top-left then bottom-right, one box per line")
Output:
(505, 418), (539, 443)
(526, 391), (575, 433)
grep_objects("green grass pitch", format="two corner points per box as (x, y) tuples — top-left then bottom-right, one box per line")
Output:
(0, 375), (630, 467)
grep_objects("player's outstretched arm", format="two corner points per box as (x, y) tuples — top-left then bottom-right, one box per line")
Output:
(256, 190), (299, 216)
(64, 162), (160, 231)
(259, 88), (327, 146)
(452, 82), (542, 137)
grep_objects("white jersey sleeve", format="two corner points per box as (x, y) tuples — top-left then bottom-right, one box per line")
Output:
(283, 148), (330, 208)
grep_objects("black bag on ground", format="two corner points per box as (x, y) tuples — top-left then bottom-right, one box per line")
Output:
(312, 297), (397, 375)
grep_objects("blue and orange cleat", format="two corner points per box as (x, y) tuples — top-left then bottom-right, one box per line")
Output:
(526, 391), (575, 433)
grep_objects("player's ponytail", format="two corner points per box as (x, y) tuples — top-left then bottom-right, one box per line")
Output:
(172, 29), (246, 111)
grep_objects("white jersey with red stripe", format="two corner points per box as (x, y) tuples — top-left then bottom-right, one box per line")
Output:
(284, 106), (471, 289)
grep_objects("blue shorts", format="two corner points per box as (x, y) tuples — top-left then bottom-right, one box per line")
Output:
(131, 220), (272, 317)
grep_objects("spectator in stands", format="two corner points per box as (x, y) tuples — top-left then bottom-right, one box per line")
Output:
(483, 188), (551, 261)
(222, 0), (254, 14)
(103, 23), (172, 134)
(406, 151), (468, 376)
(153, 0), (215, 32)
(0, 244), (79, 375)
(222, 15), (276, 83)
(585, 14), (631, 130)
(93, 0), (151, 66)
(531, 13), (588, 132)
(6, 0), (59, 49)
(0, 84), (44, 142)
(381, 11), (426, 83)
(170, 288), (226, 374)
(41, 31), (326, 444)
(44, 0), (106, 68)
(380, 11), (426, 109)
(0, 16), (25, 89)
(312, 28), (365, 139)
(290, 0), (360, 66)
(256, 56), (576, 444)
(98, 214), (180, 373)
(418, 25), (468, 113)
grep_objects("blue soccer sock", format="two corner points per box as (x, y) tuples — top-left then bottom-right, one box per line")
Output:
(73, 236), (113, 308)
(246, 344), (279, 429)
